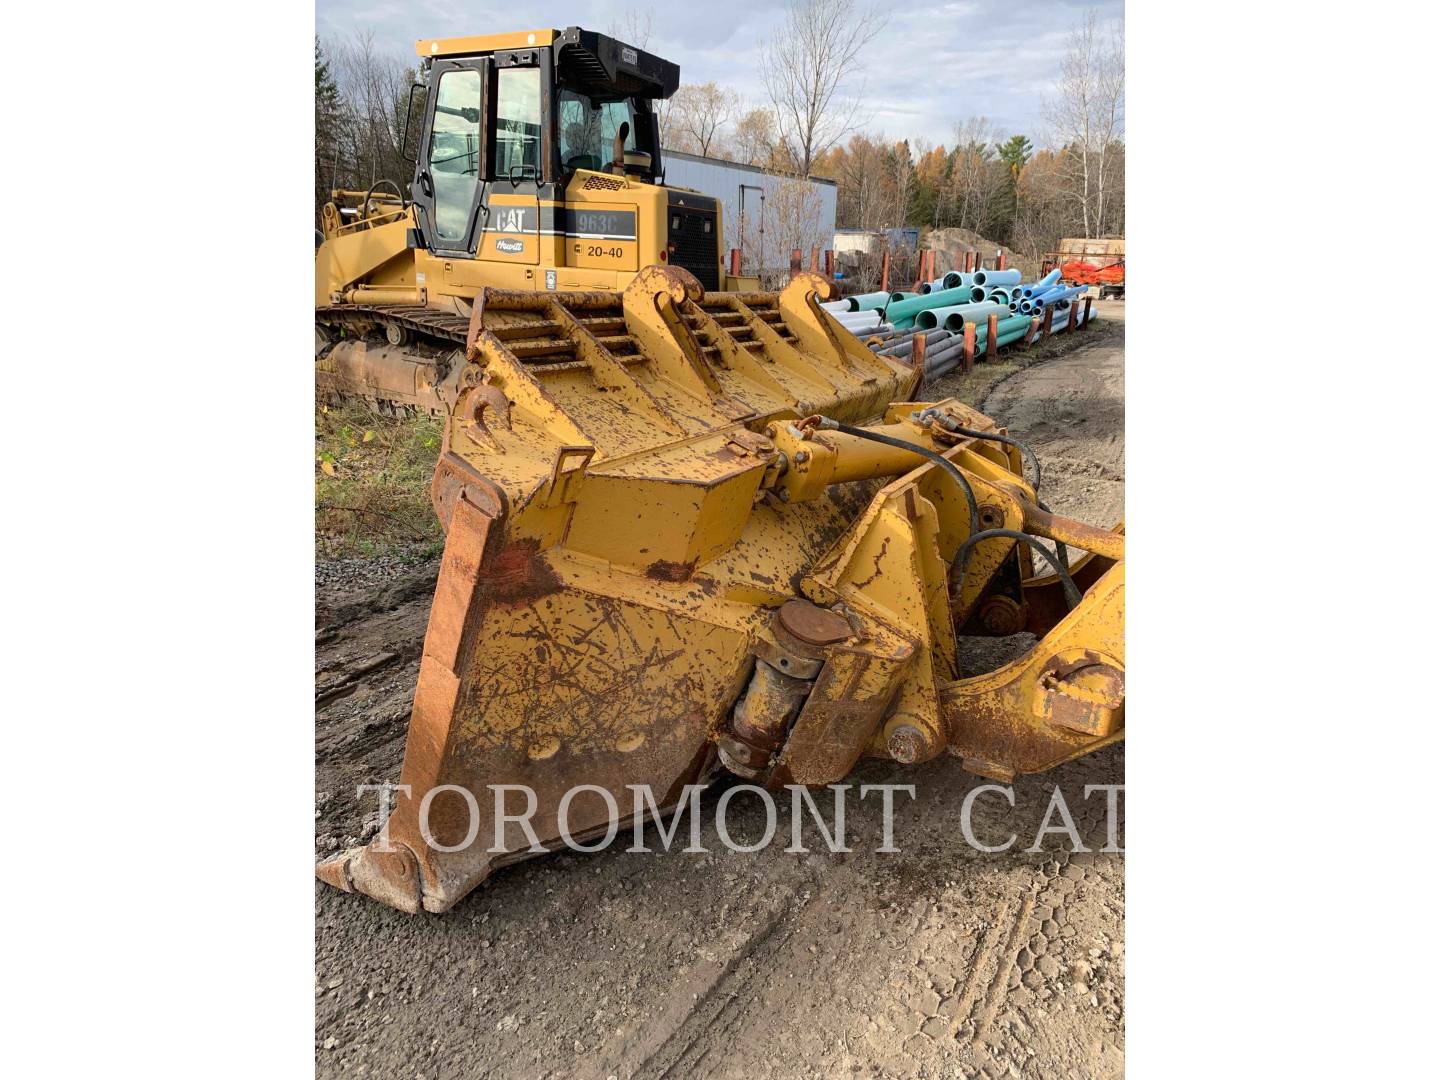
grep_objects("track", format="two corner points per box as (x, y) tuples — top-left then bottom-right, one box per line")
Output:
(314, 305), (1125, 1077)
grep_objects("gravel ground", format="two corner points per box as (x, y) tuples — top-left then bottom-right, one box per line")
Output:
(315, 546), (441, 592)
(315, 305), (1126, 1077)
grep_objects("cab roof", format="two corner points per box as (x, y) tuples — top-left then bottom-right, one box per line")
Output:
(415, 26), (680, 99)
(415, 29), (556, 58)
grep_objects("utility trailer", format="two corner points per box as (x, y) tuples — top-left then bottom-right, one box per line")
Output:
(1042, 237), (1125, 300)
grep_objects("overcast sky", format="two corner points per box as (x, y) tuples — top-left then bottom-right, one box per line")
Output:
(316, 0), (1123, 152)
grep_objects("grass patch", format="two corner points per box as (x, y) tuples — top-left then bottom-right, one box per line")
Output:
(315, 402), (446, 560)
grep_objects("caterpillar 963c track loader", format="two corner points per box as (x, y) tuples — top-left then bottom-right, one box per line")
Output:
(316, 26), (769, 413)
(316, 258), (1127, 914)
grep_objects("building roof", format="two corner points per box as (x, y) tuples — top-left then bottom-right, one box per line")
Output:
(661, 149), (837, 187)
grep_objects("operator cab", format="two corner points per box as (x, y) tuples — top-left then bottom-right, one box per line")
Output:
(408, 26), (677, 259)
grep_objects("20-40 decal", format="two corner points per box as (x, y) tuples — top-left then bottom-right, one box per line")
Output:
(580, 244), (625, 259)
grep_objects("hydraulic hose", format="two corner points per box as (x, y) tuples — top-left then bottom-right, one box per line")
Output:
(814, 419), (1077, 615)
(919, 409), (1041, 493)
(818, 418), (979, 543)
(917, 409), (1069, 572)
(954, 529), (1082, 612)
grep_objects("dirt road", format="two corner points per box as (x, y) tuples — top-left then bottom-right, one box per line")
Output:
(315, 306), (1126, 1078)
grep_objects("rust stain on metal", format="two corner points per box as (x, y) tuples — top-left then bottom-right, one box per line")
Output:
(315, 259), (1124, 916)
(776, 599), (852, 646)
(645, 558), (698, 582)
(478, 539), (563, 605)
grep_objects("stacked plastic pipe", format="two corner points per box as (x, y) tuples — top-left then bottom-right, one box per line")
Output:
(913, 304), (1098, 380)
(825, 268), (1101, 379)
(819, 297), (895, 338)
(825, 264), (1098, 330)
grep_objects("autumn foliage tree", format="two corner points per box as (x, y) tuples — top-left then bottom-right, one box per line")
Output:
(314, 11), (1122, 261)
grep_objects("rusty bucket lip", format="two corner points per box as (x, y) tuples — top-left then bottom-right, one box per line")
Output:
(776, 599), (852, 647)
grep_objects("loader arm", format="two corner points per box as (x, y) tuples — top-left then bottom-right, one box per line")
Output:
(314, 205), (421, 309)
(317, 267), (1125, 913)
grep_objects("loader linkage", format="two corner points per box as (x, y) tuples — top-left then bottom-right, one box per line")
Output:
(317, 266), (1124, 913)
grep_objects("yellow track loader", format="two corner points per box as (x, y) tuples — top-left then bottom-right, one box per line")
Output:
(316, 26), (765, 413)
(316, 263), (1126, 914)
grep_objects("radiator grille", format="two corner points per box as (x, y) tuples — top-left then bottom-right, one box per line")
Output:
(668, 205), (719, 290)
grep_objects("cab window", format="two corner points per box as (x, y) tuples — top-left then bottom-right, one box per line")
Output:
(427, 69), (482, 243)
(558, 90), (634, 172)
(494, 68), (542, 180)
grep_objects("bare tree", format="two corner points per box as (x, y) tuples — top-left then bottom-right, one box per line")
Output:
(762, 0), (887, 177)
(328, 30), (415, 191)
(832, 133), (889, 229)
(608, 9), (664, 144)
(757, 178), (826, 285)
(947, 117), (1000, 233)
(732, 107), (777, 166)
(1043, 11), (1125, 237)
(607, 7), (655, 50)
(667, 82), (739, 157)
(888, 140), (917, 227)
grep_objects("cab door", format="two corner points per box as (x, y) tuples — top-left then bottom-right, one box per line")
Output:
(476, 63), (542, 267)
(412, 58), (490, 256)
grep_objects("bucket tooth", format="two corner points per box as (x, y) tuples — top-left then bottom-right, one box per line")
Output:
(315, 842), (423, 914)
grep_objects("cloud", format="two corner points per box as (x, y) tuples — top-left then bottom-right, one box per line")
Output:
(315, 0), (1123, 149)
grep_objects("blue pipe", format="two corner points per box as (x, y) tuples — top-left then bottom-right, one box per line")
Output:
(1032, 284), (1088, 310)
(1021, 269), (1062, 298)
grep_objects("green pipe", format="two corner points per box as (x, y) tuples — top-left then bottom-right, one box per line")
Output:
(982, 307), (1097, 350)
(969, 313), (1033, 342)
(845, 291), (892, 313)
(937, 301), (1011, 331)
(883, 284), (975, 322)
(888, 291), (918, 303)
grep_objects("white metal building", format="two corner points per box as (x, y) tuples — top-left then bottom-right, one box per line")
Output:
(660, 149), (838, 276)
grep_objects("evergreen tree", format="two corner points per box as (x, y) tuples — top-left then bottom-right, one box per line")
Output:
(997, 134), (1033, 237)
(315, 38), (343, 224)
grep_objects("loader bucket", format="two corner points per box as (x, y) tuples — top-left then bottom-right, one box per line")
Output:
(317, 267), (1124, 912)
